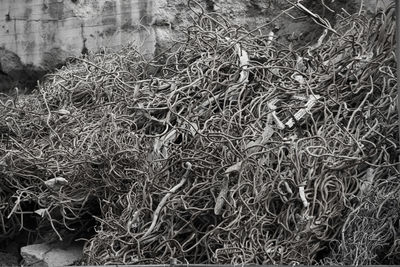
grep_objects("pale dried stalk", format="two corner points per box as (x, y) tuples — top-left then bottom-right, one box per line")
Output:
(141, 162), (192, 240)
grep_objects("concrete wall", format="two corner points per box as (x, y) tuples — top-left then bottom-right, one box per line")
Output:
(0, 0), (156, 69)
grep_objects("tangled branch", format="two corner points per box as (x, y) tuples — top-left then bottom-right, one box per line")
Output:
(0, 2), (397, 265)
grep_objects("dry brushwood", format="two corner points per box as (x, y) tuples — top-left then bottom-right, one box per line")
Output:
(0, 1), (398, 265)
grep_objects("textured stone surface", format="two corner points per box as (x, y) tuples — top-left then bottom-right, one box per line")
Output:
(0, 0), (156, 68)
(20, 242), (83, 267)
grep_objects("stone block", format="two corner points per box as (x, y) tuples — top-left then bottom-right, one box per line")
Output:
(20, 242), (83, 267)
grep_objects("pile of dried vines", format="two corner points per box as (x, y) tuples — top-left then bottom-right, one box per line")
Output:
(0, 1), (398, 265)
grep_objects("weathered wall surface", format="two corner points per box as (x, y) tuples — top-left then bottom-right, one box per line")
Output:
(0, 0), (390, 92)
(0, 0), (156, 68)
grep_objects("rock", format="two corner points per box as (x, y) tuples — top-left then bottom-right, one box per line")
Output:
(0, 48), (47, 93)
(0, 48), (24, 74)
(20, 242), (83, 267)
(0, 48), (22, 92)
(0, 252), (19, 266)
